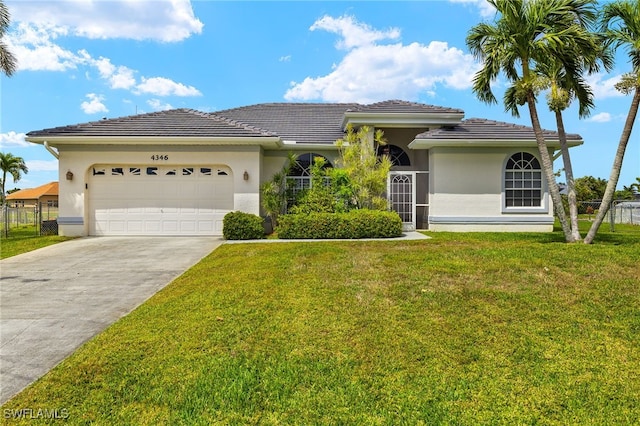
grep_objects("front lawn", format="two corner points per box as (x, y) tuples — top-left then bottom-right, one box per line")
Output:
(2, 228), (639, 424)
(0, 226), (74, 259)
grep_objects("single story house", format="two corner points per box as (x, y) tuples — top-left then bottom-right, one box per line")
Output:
(5, 181), (59, 208)
(25, 100), (582, 237)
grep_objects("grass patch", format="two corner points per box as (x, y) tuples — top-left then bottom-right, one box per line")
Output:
(0, 225), (74, 259)
(2, 227), (639, 424)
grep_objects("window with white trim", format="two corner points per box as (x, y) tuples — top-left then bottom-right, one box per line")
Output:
(377, 144), (410, 167)
(287, 153), (332, 199)
(505, 152), (543, 208)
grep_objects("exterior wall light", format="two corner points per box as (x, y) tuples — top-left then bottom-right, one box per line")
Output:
(243, 170), (249, 181)
(66, 170), (74, 181)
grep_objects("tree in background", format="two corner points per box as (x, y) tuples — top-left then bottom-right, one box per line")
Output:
(574, 175), (608, 203)
(467, 0), (600, 242)
(584, 0), (640, 243)
(0, 0), (17, 76)
(1, 152), (28, 204)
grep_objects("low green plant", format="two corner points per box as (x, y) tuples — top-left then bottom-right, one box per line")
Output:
(277, 209), (402, 239)
(222, 211), (264, 240)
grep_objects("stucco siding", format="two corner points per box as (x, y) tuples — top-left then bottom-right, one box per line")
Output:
(428, 147), (553, 231)
(56, 145), (262, 236)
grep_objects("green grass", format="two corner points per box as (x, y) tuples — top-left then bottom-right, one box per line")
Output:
(2, 226), (639, 424)
(0, 225), (74, 259)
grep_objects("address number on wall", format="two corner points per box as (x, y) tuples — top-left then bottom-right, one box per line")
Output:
(151, 154), (169, 161)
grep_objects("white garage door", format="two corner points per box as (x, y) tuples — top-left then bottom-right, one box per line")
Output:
(89, 165), (234, 236)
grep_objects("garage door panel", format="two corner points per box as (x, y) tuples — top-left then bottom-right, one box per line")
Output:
(89, 164), (233, 236)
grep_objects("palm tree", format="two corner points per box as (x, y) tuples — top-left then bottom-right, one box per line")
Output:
(535, 40), (613, 242)
(1, 152), (28, 204)
(466, 0), (600, 242)
(0, 0), (17, 76)
(584, 0), (640, 243)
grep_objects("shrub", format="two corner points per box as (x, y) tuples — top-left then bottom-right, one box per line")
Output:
(277, 209), (403, 239)
(223, 211), (265, 240)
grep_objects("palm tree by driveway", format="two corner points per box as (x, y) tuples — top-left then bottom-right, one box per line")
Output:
(1, 152), (28, 204)
(584, 0), (640, 244)
(466, 0), (600, 243)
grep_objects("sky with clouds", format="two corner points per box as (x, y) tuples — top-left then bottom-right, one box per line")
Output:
(1, 0), (637, 190)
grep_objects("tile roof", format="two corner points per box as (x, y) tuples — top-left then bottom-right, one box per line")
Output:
(25, 102), (582, 146)
(26, 109), (276, 138)
(6, 182), (58, 200)
(415, 118), (582, 141)
(214, 102), (359, 144)
(346, 99), (464, 114)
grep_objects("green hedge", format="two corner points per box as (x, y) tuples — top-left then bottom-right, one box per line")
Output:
(223, 211), (265, 240)
(277, 209), (403, 239)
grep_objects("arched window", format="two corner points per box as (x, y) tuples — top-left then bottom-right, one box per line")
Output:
(287, 153), (333, 203)
(289, 153), (332, 177)
(377, 144), (410, 167)
(504, 152), (543, 207)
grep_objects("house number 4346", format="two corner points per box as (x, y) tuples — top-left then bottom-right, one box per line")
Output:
(151, 154), (169, 161)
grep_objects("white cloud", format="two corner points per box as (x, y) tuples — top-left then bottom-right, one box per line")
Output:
(588, 112), (612, 123)
(0, 131), (30, 148)
(136, 77), (202, 97)
(81, 93), (108, 114)
(286, 16), (479, 103)
(6, 22), (82, 71)
(279, 55), (292, 62)
(147, 99), (174, 111)
(91, 57), (136, 90)
(9, 0), (203, 43)
(587, 73), (625, 100)
(5, 22), (202, 99)
(26, 160), (59, 172)
(310, 15), (401, 50)
(448, 0), (496, 19)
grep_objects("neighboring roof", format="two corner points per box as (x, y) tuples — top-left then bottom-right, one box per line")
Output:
(6, 182), (58, 201)
(26, 109), (277, 139)
(410, 118), (583, 149)
(215, 103), (359, 145)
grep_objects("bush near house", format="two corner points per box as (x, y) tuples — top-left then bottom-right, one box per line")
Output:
(277, 209), (402, 239)
(222, 211), (265, 240)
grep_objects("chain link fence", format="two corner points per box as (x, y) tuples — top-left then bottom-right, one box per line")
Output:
(1, 203), (59, 237)
(610, 200), (640, 226)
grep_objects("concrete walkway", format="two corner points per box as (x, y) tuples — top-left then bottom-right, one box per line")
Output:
(0, 236), (224, 405)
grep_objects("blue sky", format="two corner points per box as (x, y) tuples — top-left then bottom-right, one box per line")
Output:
(1, 0), (638, 191)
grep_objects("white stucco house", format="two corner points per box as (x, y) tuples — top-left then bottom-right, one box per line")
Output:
(25, 100), (582, 237)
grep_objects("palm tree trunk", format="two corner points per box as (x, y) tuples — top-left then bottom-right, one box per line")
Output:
(584, 88), (640, 244)
(526, 93), (574, 242)
(1, 169), (6, 205)
(554, 110), (582, 242)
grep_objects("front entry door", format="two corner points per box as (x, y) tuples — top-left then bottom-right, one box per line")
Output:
(388, 172), (415, 231)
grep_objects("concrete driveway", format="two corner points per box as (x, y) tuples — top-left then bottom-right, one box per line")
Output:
(0, 236), (224, 404)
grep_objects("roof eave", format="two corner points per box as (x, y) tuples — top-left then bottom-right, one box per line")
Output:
(25, 135), (283, 148)
(408, 138), (584, 149)
(342, 112), (464, 129)
(277, 141), (339, 150)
